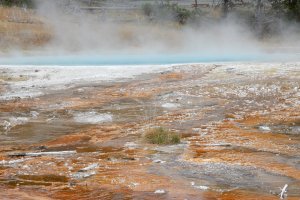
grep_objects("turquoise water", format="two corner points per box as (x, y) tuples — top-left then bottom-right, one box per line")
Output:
(0, 53), (299, 66)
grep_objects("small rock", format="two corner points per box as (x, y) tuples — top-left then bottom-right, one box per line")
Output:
(22, 165), (30, 170)
(259, 125), (271, 132)
(73, 88), (85, 94)
(192, 128), (201, 132)
(35, 146), (47, 150)
(124, 142), (138, 149)
(68, 181), (76, 187)
(154, 189), (166, 194)
(161, 103), (179, 109)
(191, 182), (209, 190)
(30, 111), (39, 119)
(153, 159), (166, 164)
(79, 163), (99, 172)
(72, 171), (96, 179)
(129, 182), (140, 187)
(194, 185), (209, 190)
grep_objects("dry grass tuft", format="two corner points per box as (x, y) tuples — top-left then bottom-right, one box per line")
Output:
(145, 127), (180, 145)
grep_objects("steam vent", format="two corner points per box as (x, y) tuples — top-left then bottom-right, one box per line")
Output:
(0, 0), (300, 199)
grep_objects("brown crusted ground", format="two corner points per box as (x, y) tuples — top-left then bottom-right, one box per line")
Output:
(186, 110), (300, 179)
(0, 7), (51, 50)
(0, 64), (299, 199)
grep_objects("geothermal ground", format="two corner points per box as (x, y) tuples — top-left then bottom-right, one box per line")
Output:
(0, 62), (300, 199)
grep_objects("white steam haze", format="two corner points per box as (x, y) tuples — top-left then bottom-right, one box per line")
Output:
(2, 0), (300, 65)
(34, 0), (259, 55)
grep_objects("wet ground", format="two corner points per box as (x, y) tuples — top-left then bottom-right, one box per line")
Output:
(0, 62), (299, 199)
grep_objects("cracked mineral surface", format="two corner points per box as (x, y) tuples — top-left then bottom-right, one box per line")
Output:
(0, 62), (300, 199)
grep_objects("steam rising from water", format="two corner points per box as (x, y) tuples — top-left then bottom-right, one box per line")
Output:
(1, 0), (300, 65)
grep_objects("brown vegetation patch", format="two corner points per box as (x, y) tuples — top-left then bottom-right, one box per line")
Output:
(0, 7), (51, 49)
(144, 127), (181, 145)
(159, 72), (184, 81)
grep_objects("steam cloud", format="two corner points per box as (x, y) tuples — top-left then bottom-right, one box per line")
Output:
(35, 0), (259, 54)
(2, 0), (300, 64)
